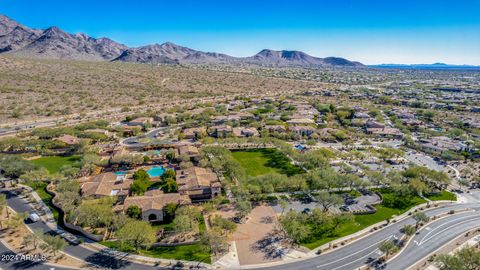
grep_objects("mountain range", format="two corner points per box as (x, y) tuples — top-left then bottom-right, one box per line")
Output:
(370, 63), (480, 70)
(0, 14), (363, 68)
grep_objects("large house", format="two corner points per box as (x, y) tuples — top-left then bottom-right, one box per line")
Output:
(208, 125), (232, 138)
(232, 127), (259, 137)
(121, 190), (190, 222)
(79, 172), (132, 200)
(176, 167), (221, 201)
(177, 145), (201, 161)
(289, 125), (316, 137)
(182, 127), (206, 140)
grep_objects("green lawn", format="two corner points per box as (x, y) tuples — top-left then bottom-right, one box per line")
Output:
(31, 155), (81, 173)
(100, 241), (211, 264)
(25, 181), (60, 221)
(425, 190), (457, 201)
(302, 190), (427, 249)
(231, 149), (303, 176)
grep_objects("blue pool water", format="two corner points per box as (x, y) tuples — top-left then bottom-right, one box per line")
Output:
(114, 171), (128, 175)
(147, 166), (166, 177)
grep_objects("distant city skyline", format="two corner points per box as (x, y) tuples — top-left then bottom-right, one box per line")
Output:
(2, 0), (480, 65)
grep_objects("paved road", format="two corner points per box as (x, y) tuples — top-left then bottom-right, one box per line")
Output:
(121, 126), (176, 149)
(386, 211), (480, 270)
(0, 240), (73, 270)
(261, 202), (480, 270)
(0, 189), (165, 270)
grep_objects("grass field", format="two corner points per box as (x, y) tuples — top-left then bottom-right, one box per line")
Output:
(231, 148), (303, 177)
(425, 190), (457, 201)
(100, 241), (211, 263)
(31, 155), (81, 173)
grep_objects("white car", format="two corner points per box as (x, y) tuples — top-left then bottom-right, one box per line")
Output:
(28, 213), (40, 222)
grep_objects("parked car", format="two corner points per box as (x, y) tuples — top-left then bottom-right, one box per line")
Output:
(27, 213), (40, 223)
(302, 208), (311, 214)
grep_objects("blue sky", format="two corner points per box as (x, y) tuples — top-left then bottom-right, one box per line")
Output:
(1, 0), (480, 64)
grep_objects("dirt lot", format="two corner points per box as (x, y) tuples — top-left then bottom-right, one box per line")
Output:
(233, 205), (287, 265)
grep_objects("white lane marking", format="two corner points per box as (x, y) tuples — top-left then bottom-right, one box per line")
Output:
(425, 226), (432, 231)
(419, 213), (479, 244)
(316, 235), (392, 268)
(419, 217), (480, 245)
(330, 249), (381, 270)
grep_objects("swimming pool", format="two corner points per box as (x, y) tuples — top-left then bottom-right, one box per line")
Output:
(147, 166), (166, 177)
(114, 171), (128, 175)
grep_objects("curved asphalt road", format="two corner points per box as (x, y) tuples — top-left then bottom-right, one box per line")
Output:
(0, 189), (168, 270)
(386, 211), (480, 270)
(121, 126), (176, 149)
(261, 202), (480, 270)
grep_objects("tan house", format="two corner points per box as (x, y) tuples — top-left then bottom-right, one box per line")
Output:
(79, 172), (132, 199)
(182, 127), (206, 140)
(209, 125), (233, 138)
(264, 125), (287, 133)
(176, 167), (221, 201)
(289, 125), (316, 136)
(177, 145), (201, 161)
(232, 127), (259, 137)
(122, 190), (190, 222)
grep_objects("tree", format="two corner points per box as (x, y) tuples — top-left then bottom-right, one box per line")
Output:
(379, 240), (397, 257)
(131, 169), (151, 195)
(279, 211), (311, 244)
(163, 203), (178, 221)
(42, 235), (67, 256)
(434, 246), (480, 270)
(20, 168), (50, 186)
(173, 206), (201, 233)
(200, 227), (228, 255)
(211, 215), (237, 235)
(0, 154), (35, 178)
(22, 231), (42, 251)
(161, 178), (178, 193)
(236, 200), (252, 219)
(74, 197), (115, 229)
(116, 220), (156, 251)
(162, 169), (175, 180)
(279, 200), (289, 215)
(7, 212), (28, 230)
(412, 212), (429, 227)
(315, 191), (343, 212)
(402, 224), (416, 236)
(126, 205), (142, 219)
